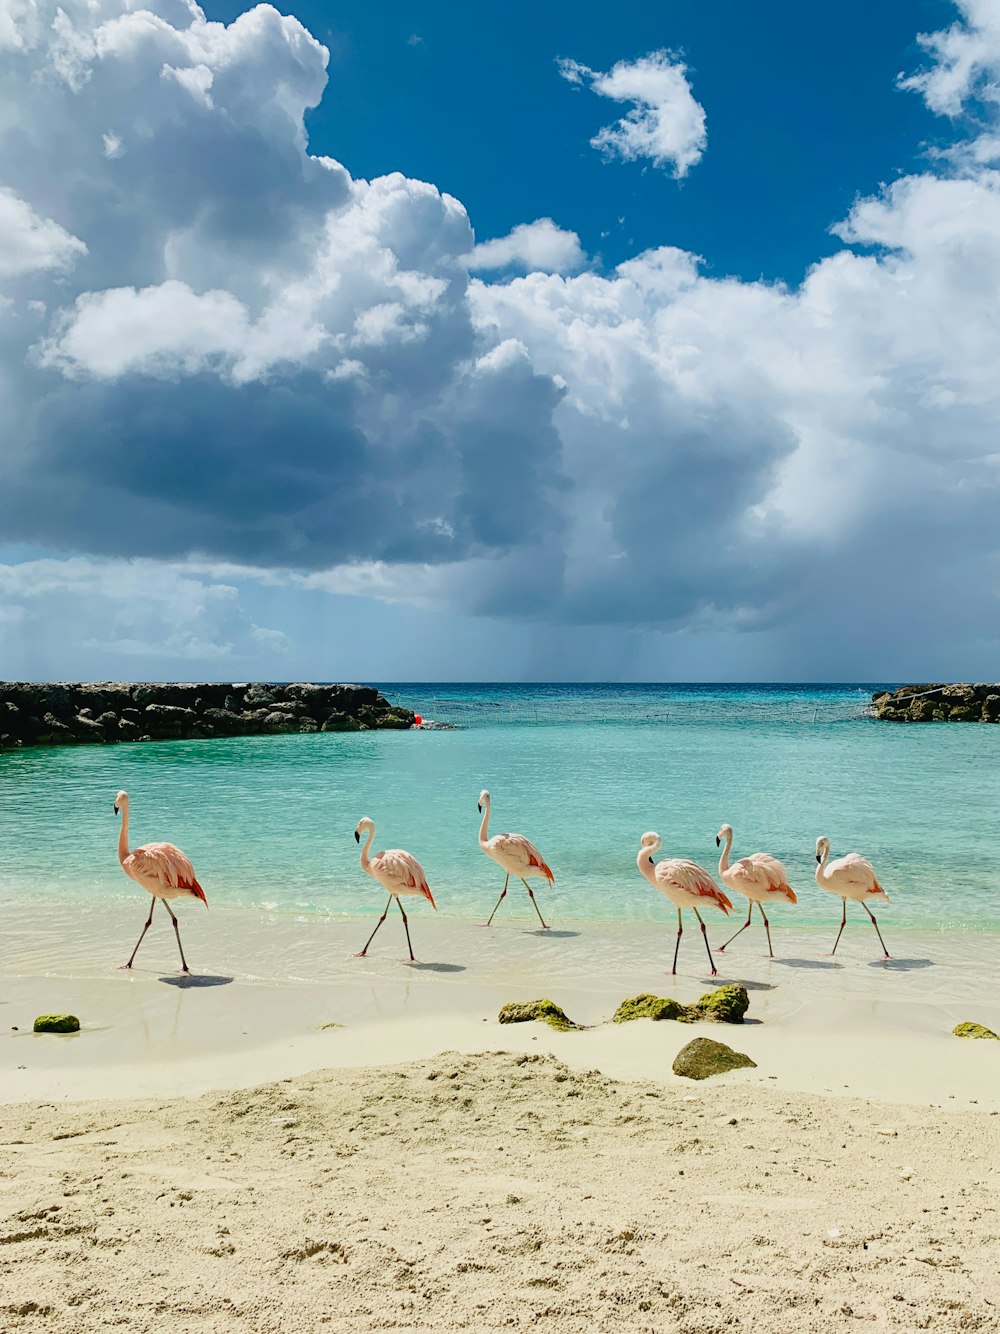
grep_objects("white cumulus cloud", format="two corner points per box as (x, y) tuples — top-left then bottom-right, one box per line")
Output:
(0, 187), (87, 280)
(558, 50), (707, 177)
(467, 219), (586, 274)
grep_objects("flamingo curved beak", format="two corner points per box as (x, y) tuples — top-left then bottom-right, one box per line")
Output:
(715, 835), (720, 847)
(354, 830), (360, 843)
(477, 803), (482, 813)
(815, 853), (822, 862)
(113, 803), (119, 815)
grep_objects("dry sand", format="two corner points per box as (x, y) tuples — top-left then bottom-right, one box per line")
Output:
(3, 1047), (999, 1333)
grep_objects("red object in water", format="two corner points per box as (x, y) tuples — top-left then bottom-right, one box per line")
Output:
(414, 714), (423, 726)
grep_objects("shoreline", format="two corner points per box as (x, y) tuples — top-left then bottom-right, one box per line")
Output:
(4, 911), (998, 1108)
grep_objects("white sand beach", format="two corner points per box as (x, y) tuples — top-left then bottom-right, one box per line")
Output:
(3, 905), (1000, 1330)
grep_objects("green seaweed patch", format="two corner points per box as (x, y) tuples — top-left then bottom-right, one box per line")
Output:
(33, 1014), (80, 1034)
(952, 1021), (999, 1040)
(672, 1036), (757, 1081)
(694, 983), (750, 1024)
(613, 984), (750, 1026)
(498, 999), (579, 1032)
(612, 994), (686, 1023)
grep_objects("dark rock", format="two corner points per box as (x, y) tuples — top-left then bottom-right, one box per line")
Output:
(672, 1037), (757, 1080)
(1, 682), (413, 749)
(873, 683), (1000, 724)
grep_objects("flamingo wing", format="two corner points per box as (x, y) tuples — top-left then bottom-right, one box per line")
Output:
(738, 853), (797, 902)
(371, 848), (436, 908)
(659, 858), (732, 912)
(490, 833), (555, 882)
(124, 842), (207, 902)
(829, 852), (887, 899)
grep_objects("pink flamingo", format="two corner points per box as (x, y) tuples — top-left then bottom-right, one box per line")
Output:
(636, 832), (732, 976)
(715, 823), (797, 957)
(115, 790), (207, 973)
(815, 836), (891, 958)
(477, 789), (553, 929)
(354, 817), (436, 961)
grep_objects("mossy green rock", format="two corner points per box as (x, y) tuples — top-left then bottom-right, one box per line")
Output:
(613, 993), (686, 1023)
(498, 999), (578, 1032)
(952, 1021), (999, 1040)
(672, 1037), (756, 1080)
(33, 1013), (80, 1034)
(613, 984), (750, 1026)
(694, 983), (750, 1024)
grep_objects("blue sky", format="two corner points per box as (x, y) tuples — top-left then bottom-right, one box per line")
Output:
(224, 0), (958, 284)
(1, 0), (999, 682)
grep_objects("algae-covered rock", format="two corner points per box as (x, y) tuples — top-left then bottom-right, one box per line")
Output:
(33, 1013), (80, 1034)
(613, 994), (686, 1023)
(498, 999), (578, 1031)
(672, 1037), (756, 1080)
(694, 983), (750, 1024)
(952, 1021), (999, 1040)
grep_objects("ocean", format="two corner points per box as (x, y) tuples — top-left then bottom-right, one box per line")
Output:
(1, 683), (998, 938)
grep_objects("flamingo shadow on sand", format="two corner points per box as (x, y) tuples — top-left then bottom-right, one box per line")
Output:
(867, 958), (934, 971)
(159, 974), (234, 988)
(404, 961), (466, 973)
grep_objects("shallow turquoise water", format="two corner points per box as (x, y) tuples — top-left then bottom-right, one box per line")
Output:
(1, 683), (998, 931)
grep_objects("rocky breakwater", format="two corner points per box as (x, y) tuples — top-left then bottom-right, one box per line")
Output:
(872, 683), (1000, 723)
(0, 682), (415, 750)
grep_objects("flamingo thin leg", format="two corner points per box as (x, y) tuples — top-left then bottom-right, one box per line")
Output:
(357, 896), (392, 957)
(671, 908), (683, 974)
(161, 900), (190, 974)
(864, 903), (890, 959)
(397, 897), (415, 962)
(830, 899), (848, 955)
(486, 874), (509, 926)
(758, 902), (774, 957)
(693, 907), (718, 976)
(520, 878), (549, 930)
(718, 905), (752, 953)
(124, 898), (156, 969)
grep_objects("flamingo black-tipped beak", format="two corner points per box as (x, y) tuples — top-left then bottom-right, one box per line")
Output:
(113, 804), (119, 815)
(815, 853), (821, 862)
(715, 836), (720, 847)
(354, 830), (360, 843)
(477, 803), (482, 813)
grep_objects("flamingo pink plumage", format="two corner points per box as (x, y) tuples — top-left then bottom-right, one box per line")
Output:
(815, 836), (891, 958)
(477, 789), (553, 929)
(115, 789), (207, 974)
(636, 832), (732, 976)
(715, 823), (797, 957)
(354, 816), (436, 961)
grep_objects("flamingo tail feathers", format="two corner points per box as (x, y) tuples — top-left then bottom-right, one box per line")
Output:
(188, 879), (208, 906)
(869, 880), (889, 902)
(421, 882), (437, 911)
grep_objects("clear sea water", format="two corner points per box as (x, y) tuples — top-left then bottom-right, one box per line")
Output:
(1, 683), (998, 933)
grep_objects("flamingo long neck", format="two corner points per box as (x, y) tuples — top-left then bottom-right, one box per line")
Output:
(117, 802), (130, 867)
(815, 843), (830, 884)
(637, 843), (660, 885)
(478, 798), (491, 848)
(359, 824), (375, 874)
(718, 828), (733, 877)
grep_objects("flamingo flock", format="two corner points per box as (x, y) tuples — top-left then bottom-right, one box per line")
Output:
(113, 788), (893, 975)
